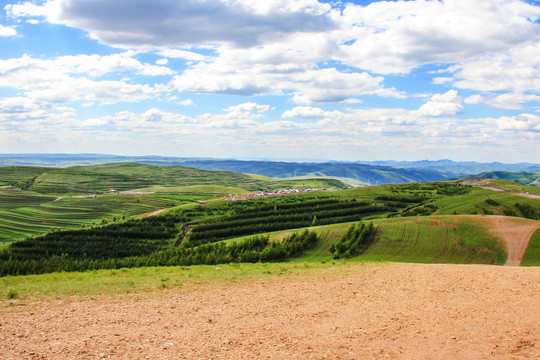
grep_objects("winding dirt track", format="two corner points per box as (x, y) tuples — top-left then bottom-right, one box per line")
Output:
(463, 215), (540, 266)
(1, 263), (539, 359)
(139, 208), (168, 219)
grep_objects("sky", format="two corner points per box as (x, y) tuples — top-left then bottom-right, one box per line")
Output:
(0, 0), (539, 163)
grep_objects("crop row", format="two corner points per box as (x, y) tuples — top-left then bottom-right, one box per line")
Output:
(187, 203), (396, 246)
(1, 214), (185, 263)
(0, 229), (319, 276)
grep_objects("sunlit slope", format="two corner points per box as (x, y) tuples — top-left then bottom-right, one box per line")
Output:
(521, 229), (540, 266)
(0, 163), (347, 195)
(279, 216), (508, 265)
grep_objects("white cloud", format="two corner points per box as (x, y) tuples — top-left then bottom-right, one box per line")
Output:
(155, 58), (168, 65)
(336, 0), (540, 74)
(0, 54), (167, 106)
(282, 106), (345, 119)
(157, 49), (209, 62)
(178, 99), (194, 106)
(2, 100), (538, 162)
(224, 102), (272, 113)
(7, 0), (540, 108)
(169, 54), (400, 103)
(493, 114), (540, 131)
(452, 42), (540, 95)
(0, 24), (16, 37)
(282, 106), (327, 119)
(465, 92), (540, 109)
(7, 0), (334, 48)
(416, 90), (463, 117)
(432, 77), (453, 85)
(464, 94), (485, 105)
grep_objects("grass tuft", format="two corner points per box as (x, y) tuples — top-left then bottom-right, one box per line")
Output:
(6, 289), (17, 299)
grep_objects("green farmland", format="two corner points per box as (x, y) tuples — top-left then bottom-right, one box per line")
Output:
(0, 187), (214, 243)
(276, 216), (506, 265)
(0, 163), (539, 278)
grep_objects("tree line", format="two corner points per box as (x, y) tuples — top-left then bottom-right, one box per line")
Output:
(0, 230), (319, 276)
(187, 202), (395, 246)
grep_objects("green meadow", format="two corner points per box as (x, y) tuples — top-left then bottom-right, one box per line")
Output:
(521, 229), (540, 266)
(0, 163), (538, 301)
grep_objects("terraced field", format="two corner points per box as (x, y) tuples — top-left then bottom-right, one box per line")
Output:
(0, 189), (212, 243)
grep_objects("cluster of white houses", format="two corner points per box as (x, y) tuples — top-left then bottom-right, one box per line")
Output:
(224, 188), (328, 201)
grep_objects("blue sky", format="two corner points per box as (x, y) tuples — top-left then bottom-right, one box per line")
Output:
(0, 0), (539, 163)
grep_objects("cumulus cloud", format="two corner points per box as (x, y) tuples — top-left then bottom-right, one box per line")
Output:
(7, 0), (540, 109)
(464, 94), (485, 105)
(452, 42), (540, 95)
(492, 114), (540, 131)
(6, 0), (334, 48)
(169, 55), (399, 103)
(282, 106), (345, 119)
(2, 0), (540, 161)
(465, 92), (540, 109)
(416, 90), (463, 117)
(224, 102), (272, 113)
(0, 24), (16, 37)
(336, 0), (540, 74)
(157, 49), (209, 62)
(2, 98), (538, 161)
(177, 99), (194, 106)
(0, 54), (163, 105)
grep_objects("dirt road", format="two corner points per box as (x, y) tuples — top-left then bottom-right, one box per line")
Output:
(139, 208), (168, 219)
(465, 215), (540, 266)
(1, 263), (538, 359)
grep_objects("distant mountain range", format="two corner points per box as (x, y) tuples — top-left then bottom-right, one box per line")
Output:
(359, 160), (540, 175)
(1, 153), (539, 186)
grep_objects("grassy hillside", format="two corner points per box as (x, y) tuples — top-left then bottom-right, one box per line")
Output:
(4, 154), (539, 181)
(1, 170), (538, 276)
(474, 171), (540, 187)
(0, 163), (347, 243)
(0, 188), (208, 243)
(276, 216), (505, 265)
(521, 229), (540, 266)
(487, 179), (540, 195)
(0, 163), (347, 195)
(0, 155), (450, 183)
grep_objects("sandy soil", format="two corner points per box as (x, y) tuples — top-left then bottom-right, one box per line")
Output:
(1, 263), (538, 360)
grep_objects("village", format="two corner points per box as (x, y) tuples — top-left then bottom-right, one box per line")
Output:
(222, 187), (331, 201)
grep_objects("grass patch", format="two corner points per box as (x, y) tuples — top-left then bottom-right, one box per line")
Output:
(0, 262), (341, 303)
(452, 216), (507, 264)
(6, 288), (17, 299)
(521, 229), (540, 266)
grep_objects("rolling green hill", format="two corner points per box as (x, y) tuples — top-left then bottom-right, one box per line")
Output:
(0, 163), (347, 243)
(472, 171), (540, 187)
(0, 154), (453, 184)
(0, 162), (347, 195)
(3, 154), (539, 184)
(275, 216), (506, 265)
(1, 163), (539, 276)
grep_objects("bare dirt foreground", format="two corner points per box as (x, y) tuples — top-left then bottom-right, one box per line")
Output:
(1, 263), (539, 359)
